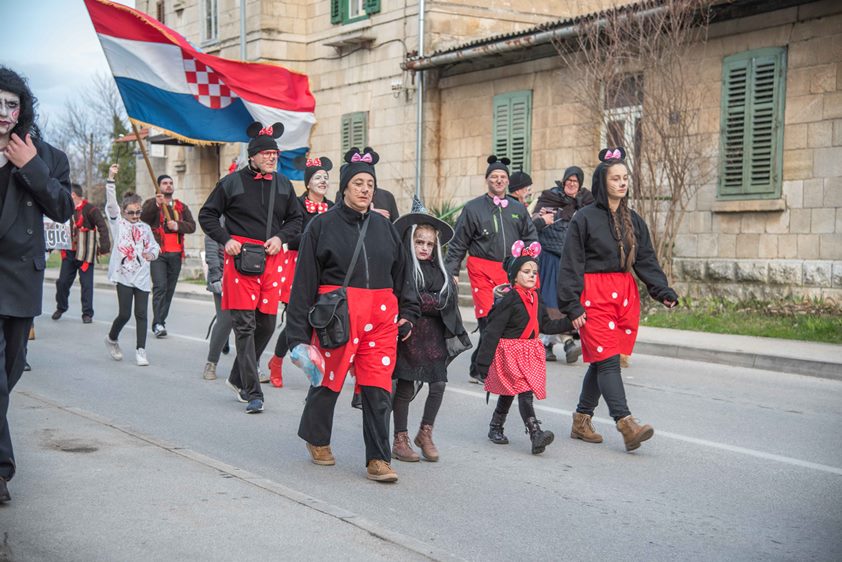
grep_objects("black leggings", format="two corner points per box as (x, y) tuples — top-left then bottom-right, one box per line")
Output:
(109, 283), (149, 350)
(576, 354), (631, 421)
(273, 325), (289, 357)
(494, 391), (535, 424)
(392, 379), (446, 435)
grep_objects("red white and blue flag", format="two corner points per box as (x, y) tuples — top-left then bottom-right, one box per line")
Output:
(84, 0), (315, 179)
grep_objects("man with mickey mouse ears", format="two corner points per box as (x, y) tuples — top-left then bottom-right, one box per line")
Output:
(199, 122), (302, 414)
(444, 155), (538, 384)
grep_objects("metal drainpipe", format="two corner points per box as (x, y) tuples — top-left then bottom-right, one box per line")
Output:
(414, 0), (426, 199)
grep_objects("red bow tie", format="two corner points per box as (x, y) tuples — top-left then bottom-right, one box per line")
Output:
(304, 198), (329, 214)
(255, 173), (273, 180)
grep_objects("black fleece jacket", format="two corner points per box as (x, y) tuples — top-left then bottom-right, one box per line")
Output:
(285, 201), (420, 350)
(444, 193), (537, 276)
(198, 167), (302, 245)
(556, 203), (676, 320)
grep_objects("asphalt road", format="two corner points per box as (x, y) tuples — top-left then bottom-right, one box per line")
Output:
(3, 283), (841, 561)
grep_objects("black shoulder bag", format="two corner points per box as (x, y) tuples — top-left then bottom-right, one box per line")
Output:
(234, 176), (276, 276)
(308, 215), (370, 349)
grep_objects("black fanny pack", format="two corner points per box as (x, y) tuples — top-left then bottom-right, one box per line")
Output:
(307, 215), (370, 349)
(234, 243), (266, 275)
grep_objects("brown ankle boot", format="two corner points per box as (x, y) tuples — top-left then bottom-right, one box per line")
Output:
(616, 415), (654, 451)
(414, 424), (439, 462)
(570, 412), (603, 443)
(392, 432), (420, 462)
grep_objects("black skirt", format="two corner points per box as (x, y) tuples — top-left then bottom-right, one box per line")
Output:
(394, 291), (448, 383)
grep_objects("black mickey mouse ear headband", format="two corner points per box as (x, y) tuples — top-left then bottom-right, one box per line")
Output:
(485, 154), (511, 178)
(598, 147), (626, 162)
(343, 146), (380, 165)
(246, 121), (285, 156)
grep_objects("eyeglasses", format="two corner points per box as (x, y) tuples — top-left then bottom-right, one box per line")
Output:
(125, 210), (142, 216)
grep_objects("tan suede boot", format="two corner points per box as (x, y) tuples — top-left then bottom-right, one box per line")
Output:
(414, 424), (440, 462)
(367, 459), (398, 482)
(392, 432), (420, 462)
(570, 412), (603, 443)
(616, 415), (654, 451)
(306, 442), (336, 465)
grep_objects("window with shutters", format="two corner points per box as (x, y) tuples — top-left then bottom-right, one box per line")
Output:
(492, 91), (532, 174)
(718, 48), (786, 200)
(331, 0), (380, 24)
(601, 74), (643, 166)
(156, 1), (165, 24)
(341, 112), (368, 155)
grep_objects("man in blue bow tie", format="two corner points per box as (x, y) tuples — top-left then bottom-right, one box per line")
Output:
(444, 155), (538, 384)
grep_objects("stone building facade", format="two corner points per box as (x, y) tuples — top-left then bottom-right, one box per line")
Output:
(133, 0), (841, 301)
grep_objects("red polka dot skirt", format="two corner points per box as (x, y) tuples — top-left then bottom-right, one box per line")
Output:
(221, 235), (283, 315)
(484, 338), (547, 399)
(278, 249), (298, 305)
(578, 272), (640, 363)
(312, 285), (399, 394)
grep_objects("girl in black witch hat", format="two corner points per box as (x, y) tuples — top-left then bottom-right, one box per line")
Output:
(267, 155), (334, 388)
(390, 199), (471, 462)
(557, 147), (678, 452)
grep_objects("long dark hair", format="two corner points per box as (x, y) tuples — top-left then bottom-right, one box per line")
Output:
(591, 149), (636, 272)
(0, 66), (40, 140)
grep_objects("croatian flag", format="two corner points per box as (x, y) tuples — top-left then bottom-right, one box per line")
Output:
(84, 0), (315, 179)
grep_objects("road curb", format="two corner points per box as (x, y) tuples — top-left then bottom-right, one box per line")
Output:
(460, 316), (842, 381)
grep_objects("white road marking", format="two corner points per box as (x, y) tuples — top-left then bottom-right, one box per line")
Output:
(93, 319), (209, 344)
(446, 386), (842, 476)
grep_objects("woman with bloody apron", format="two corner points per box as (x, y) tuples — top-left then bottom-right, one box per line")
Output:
(558, 147), (678, 452)
(286, 147), (419, 483)
(267, 156), (334, 388)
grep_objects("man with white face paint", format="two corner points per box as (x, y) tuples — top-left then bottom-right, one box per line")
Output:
(0, 67), (74, 503)
(444, 155), (538, 383)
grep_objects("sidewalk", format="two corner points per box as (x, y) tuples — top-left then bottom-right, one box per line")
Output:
(42, 268), (842, 381)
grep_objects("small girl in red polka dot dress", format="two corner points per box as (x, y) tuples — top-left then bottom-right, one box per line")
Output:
(476, 241), (573, 454)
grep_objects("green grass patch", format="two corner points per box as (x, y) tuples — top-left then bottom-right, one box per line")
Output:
(46, 252), (111, 269)
(641, 297), (842, 344)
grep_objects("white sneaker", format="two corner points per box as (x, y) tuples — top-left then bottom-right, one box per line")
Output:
(136, 348), (150, 366)
(105, 337), (123, 361)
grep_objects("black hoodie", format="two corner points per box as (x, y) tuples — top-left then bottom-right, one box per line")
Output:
(556, 162), (677, 320)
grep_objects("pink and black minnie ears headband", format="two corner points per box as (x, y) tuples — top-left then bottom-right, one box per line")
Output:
(246, 121), (284, 156)
(339, 147), (380, 193)
(503, 240), (542, 283)
(598, 147), (626, 162)
(293, 155), (334, 187)
(485, 155), (511, 178)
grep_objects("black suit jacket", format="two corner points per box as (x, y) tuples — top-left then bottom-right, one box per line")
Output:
(0, 139), (73, 318)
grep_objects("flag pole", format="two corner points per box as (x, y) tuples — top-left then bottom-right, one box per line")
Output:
(130, 120), (172, 220)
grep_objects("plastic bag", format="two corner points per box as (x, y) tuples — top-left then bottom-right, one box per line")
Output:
(290, 344), (325, 387)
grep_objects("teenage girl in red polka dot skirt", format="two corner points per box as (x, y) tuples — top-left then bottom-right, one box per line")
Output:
(476, 241), (573, 455)
(557, 148), (679, 452)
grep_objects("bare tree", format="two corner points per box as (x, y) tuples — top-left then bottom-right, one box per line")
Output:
(50, 73), (134, 203)
(554, 0), (717, 278)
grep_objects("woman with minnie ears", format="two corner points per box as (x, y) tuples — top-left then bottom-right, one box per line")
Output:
(286, 147), (419, 482)
(103, 163), (160, 366)
(267, 155), (334, 388)
(475, 241), (573, 455)
(558, 147), (678, 452)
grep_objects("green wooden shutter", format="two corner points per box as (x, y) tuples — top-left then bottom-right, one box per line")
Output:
(341, 112), (368, 155)
(331, 0), (341, 24)
(492, 91), (532, 173)
(719, 48), (786, 199)
(364, 0), (381, 15)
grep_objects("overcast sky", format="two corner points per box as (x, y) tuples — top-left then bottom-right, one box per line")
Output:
(2, 0), (136, 129)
